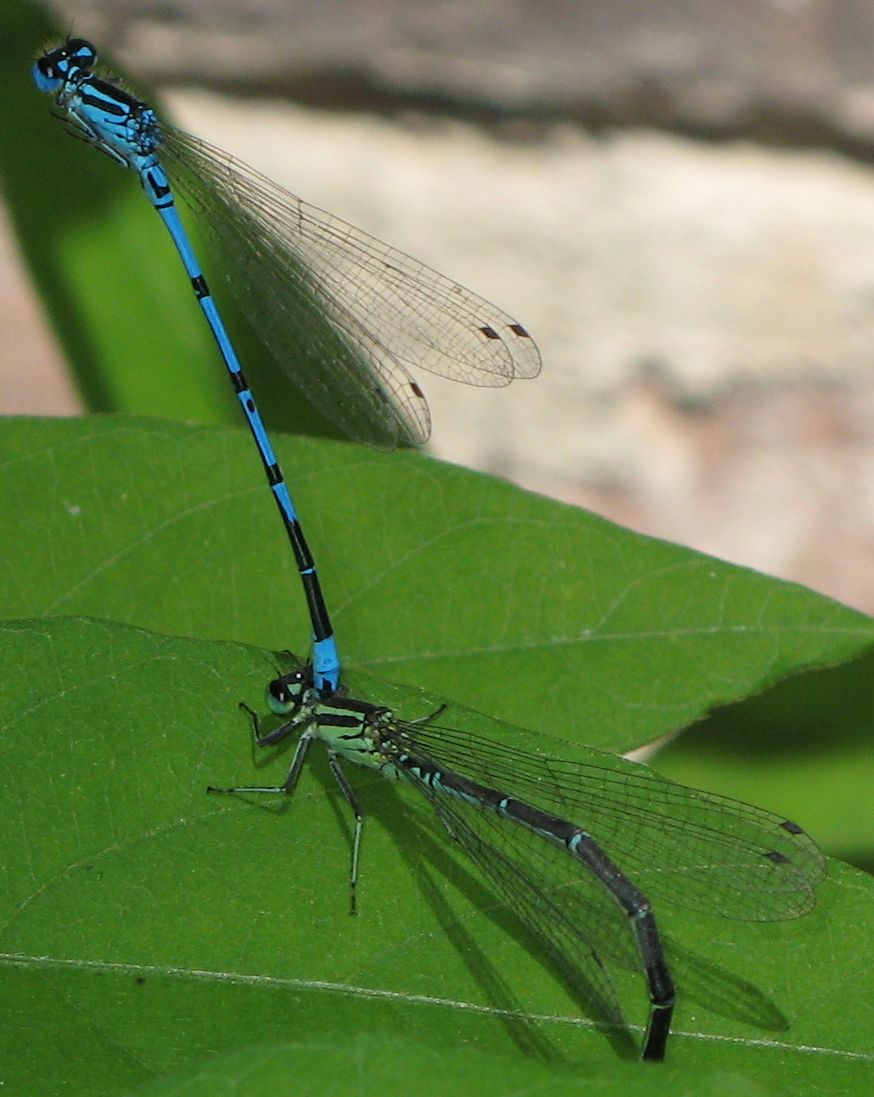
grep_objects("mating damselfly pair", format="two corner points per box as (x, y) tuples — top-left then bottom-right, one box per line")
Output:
(33, 37), (826, 1062)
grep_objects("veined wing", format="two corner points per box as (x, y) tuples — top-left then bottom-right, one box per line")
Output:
(390, 718), (826, 921)
(159, 127), (541, 447)
(403, 758), (633, 1025)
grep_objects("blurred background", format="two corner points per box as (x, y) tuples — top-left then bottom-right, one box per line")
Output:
(5, 0), (874, 613)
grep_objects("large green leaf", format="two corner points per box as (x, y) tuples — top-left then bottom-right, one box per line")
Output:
(1, 616), (870, 1097)
(2, 415), (871, 755)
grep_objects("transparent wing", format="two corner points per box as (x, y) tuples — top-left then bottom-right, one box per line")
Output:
(391, 720), (826, 922)
(403, 762), (632, 1030)
(159, 126), (541, 447)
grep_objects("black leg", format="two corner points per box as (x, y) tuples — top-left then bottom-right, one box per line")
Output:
(326, 752), (364, 915)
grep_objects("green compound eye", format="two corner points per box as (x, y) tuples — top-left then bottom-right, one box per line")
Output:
(266, 679), (299, 715)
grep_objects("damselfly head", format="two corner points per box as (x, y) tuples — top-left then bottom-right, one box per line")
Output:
(266, 665), (313, 714)
(33, 38), (97, 92)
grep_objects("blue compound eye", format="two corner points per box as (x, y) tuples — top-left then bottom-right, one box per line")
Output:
(32, 54), (62, 92)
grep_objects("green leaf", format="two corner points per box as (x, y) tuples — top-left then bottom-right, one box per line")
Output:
(656, 652), (874, 871)
(2, 413), (872, 1089)
(2, 415), (872, 752)
(1, 617), (871, 1097)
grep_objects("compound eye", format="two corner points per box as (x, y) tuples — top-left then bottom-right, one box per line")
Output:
(32, 51), (64, 92)
(270, 681), (292, 704)
(266, 678), (297, 715)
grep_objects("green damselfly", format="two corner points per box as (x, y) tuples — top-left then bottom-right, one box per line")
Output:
(208, 660), (826, 1061)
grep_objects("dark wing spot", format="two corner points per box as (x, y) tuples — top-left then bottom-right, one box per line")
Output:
(479, 325), (500, 340)
(780, 819), (803, 835)
(509, 323), (531, 339)
(764, 850), (791, 865)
